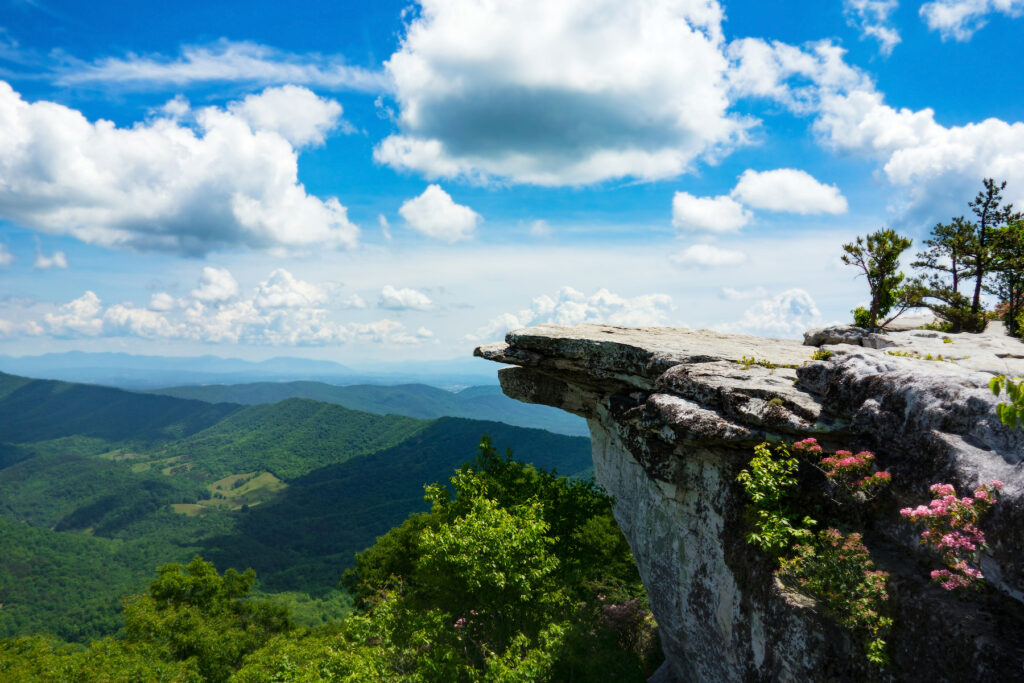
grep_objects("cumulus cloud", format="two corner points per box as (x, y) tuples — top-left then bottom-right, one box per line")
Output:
(227, 85), (345, 147)
(33, 249), (68, 270)
(844, 0), (901, 55)
(670, 244), (747, 268)
(378, 285), (433, 310)
(191, 267), (240, 302)
(0, 244), (14, 266)
(375, 0), (746, 186)
(729, 37), (1024, 223)
(0, 82), (359, 255)
(18, 267), (433, 347)
(55, 39), (389, 92)
(731, 169), (848, 214)
(672, 192), (751, 233)
(716, 288), (823, 337)
(468, 286), (675, 341)
(44, 291), (105, 337)
(920, 0), (1024, 41)
(399, 185), (480, 242)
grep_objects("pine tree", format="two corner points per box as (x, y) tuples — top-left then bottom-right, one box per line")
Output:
(842, 229), (913, 331)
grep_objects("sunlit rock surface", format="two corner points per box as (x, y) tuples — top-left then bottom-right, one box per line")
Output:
(476, 323), (1024, 681)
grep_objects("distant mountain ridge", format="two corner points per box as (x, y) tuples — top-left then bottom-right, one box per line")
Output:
(0, 351), (498, 390)
(150, 381), (588, 437)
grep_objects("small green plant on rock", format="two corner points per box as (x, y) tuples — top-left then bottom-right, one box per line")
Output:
(810, 349), (834, 361)
(990, 374), (1024, 428)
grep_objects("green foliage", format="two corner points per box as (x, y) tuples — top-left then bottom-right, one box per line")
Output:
(990, 374), (1024, 429)
(735, 443), (814, 554)
(737, 441), (892, 667)
(341, 436), (658, 680)
(810, 349), (834, 361)
(122, 557), (291, 682)
(735, 356), (798, 371)
(841, 229), (914, 331)
(851, 306), (872, 329)
(778, 530), (892, 666)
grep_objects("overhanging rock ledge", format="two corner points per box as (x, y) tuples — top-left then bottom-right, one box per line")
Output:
(475, 323), (1024, 682)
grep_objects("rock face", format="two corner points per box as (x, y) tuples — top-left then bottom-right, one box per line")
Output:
(475, 323), (1024, 681)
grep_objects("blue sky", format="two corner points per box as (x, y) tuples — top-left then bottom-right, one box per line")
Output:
(1, 0), (1022, 361)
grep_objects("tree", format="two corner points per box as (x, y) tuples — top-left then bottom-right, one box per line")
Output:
(966, 179), (1022, 327)
(911, 217), (977, 331)
(122, 556), (291, 683)
(988, 220), (1024, 337)
(842, 229), (913, 331)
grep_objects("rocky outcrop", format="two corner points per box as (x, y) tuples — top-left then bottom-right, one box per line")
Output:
(475, 323), (1024, 681)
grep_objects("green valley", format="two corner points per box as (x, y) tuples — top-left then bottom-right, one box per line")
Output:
(0, 371), (592, 642)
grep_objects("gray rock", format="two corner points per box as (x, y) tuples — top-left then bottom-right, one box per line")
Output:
(475, 324), (1024, 682)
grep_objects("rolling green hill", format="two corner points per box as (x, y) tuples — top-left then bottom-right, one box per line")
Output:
(0, 370), (593, 642)
(0, 371), (241, 444)
(150, 381), (589, 436)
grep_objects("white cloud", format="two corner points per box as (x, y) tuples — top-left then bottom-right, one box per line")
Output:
(670, 244), (747, 268)
(55, 39), (389, 92)
(227, 85), (345, 147)
(378, 285), (433, 310)
(375, 0), (746, 186)
(729, 37), (1024, 224)
(0, 244), (14, 266)
(399, 185), (480, 242)
(341, 294), (367, 309)
(255, 268), (330, 308)
(0, 82), (359, 255)
(715, 288), (823, 337)
(44, 291), (104, 337)
(33, 249), (68, 269)
(672, 192), (751, 233)
(844, 0), (901, 55)
(148, 292), (181, 312)
(349, 319), (436, 345)
(17, 267), (434, 347)
(731, 168), (848, 214)
(727, 38), (871, 114)
(920, 0), (1024, 41)
(191, 267), (240, 302)
(468, 286), (675, 341)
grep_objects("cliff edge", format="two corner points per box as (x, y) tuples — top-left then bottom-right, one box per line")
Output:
(475, 323), (1024, 681)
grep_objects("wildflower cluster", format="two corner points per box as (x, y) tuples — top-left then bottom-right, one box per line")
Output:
(900, 481), (1003, 590)
(794, 438), (891, 501)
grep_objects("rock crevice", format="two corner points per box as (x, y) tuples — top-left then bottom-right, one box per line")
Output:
(475, 323), (1024, 681)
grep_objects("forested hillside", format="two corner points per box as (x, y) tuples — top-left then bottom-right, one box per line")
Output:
(151, 381), (588, 436)
(0, 371), (592, 642)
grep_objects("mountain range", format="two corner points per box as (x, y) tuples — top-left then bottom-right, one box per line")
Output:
(0, 370), (592, 642)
